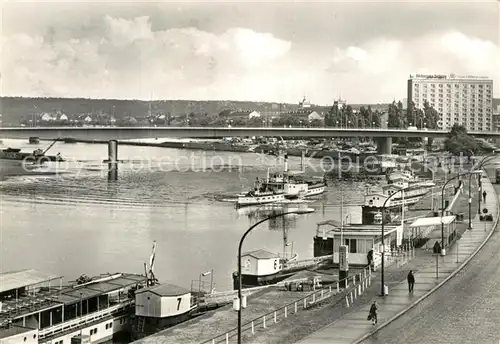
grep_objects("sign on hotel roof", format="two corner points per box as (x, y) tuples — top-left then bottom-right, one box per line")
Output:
(410, 74), (490, 80)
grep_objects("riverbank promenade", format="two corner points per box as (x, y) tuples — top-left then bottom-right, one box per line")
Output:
(295, 176), (498, 344)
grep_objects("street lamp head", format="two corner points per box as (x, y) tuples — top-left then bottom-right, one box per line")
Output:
(201, 271), (212, 276)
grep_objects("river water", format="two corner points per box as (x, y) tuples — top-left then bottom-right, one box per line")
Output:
(0, 139), (365, 291)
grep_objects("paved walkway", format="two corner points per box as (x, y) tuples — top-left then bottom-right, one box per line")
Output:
(296, 176), (498, 344)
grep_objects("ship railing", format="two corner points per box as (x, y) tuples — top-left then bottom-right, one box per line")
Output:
(201, 266), (373, 344)
(38, 301), (132, 339)
(0, 289), (63, 317)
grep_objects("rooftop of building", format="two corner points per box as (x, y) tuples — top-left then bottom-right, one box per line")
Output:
(0, 269), (62, 294)
(136, 283), (190, 297)
(242, 249), (280, 260)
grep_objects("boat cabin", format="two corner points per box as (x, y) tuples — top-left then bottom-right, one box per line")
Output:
(134, 284), (194, 318)
(240, 250), (282, 277)
(314, 221), (401, 266)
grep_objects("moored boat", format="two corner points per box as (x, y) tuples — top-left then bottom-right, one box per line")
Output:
(0, 242), (201, 344)
(236, 155), (326, 207)
(362, 169), (435, 224)
(0, 148), (64, 163)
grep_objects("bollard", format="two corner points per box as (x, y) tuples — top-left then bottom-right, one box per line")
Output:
(337, 281), (340, 292)
(263, 316), (266, 329)
(212, 340), (215, 344)
(274, 311), (277, 323)
(312, 293), (316, 303)
(354, 287), (357, 299)
(350, 291), (354, 304)
(329, 285), (332, 293)
(345, 295), (350, 308)
(303, 298), (307, 309)
(251, 321), (255, 335)
(321, 289), (324, 298)
(359, 284), (362, 295)
(226, 333), (229, 344)
(294, 302), (298, 313)
(284, 306), (287, 318)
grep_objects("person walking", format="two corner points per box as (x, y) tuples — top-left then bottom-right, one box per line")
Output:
(368, 301), (378, 325)
(483, 190), (487, 203)
(407, 270), (415, 293)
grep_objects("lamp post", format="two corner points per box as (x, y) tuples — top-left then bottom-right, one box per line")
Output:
(237, 208), (314, 344)
(380, 187), (410, 296)
(441, 170), (482, 254)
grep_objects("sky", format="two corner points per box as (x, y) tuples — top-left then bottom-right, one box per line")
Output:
(1, 0), (499, 104)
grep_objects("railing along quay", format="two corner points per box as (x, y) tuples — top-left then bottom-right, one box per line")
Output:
(201, 266), (373, 344)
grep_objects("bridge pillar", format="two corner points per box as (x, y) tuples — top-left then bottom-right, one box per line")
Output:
(375, 137), (392, 155)
(107, 140), (118, 181)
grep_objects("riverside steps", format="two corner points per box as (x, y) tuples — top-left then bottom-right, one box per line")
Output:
(291, 173), (498, 344)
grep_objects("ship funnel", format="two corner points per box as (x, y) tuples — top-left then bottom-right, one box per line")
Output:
(284, 154), (288, 172)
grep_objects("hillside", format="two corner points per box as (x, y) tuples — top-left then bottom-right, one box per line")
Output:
(0, 97), (304, 126)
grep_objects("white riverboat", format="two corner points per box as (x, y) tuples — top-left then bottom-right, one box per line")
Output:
(236, 156), (326, 207)
(364, 169), (435, 208)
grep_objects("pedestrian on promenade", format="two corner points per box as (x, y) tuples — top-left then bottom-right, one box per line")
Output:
(483, 190), (487, 203)
(368, 301), (378, 325)
(407, 270), (415, 293)
(367, 250), (373, 270)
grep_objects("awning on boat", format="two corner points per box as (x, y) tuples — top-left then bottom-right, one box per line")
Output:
(0, 269), (62, 294)
(409, 216), (456, 228)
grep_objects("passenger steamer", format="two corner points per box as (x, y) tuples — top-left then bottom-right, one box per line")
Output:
(0, 243), (197, 344)
(236, 155), (326, 207)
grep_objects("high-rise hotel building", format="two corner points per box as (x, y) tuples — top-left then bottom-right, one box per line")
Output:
(407, 74), (493, 131)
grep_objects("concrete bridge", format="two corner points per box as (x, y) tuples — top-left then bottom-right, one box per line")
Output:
(2, 126), (498, 180)
(1, 126), (499, 141)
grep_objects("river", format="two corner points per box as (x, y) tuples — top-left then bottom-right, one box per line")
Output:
(0, 139), (365, 291)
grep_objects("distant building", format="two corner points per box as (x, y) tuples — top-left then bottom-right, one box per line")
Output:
(299, 96), (311, 109)
(407, 73), (494, 131)
(248, 111), (261, 119)
(307, 111), (323, 121)
(333, 98), (347, 110)
(59, 114), (68, 121)
(40, 113), (56, 121)
(493, 105), (500, 132)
